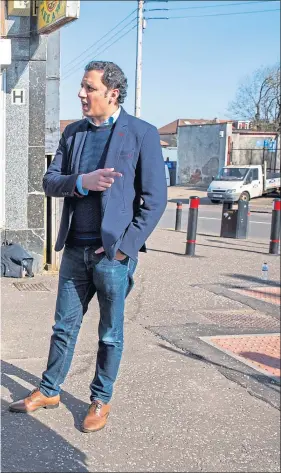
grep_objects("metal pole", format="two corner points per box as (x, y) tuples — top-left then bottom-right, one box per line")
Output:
(263, 159), (267, 193)
(175, 201), (182, 231)
(134, 0), (144, 118)
(269, 199), (281, 255)
(185, 196), (200, 256)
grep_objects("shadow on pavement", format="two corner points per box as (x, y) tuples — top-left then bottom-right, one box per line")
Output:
(148, 243), (266, 256)
(240, 352), (281, 372)
(1, 365), (89, 472)
(225, 273), (280, 286)
(147, 248), (206, 258)
(1, 360), (90, 432)
(196, 242), (267, 255)
(207, 238), (269, 248)
(157, 343), (280, 392)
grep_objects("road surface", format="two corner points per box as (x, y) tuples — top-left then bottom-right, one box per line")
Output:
(159, 204), (271, 240)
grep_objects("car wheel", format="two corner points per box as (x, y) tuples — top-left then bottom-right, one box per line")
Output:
(239, 192), (250, 202)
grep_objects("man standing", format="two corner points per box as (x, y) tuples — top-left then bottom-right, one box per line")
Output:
(9, 61), (167, 432)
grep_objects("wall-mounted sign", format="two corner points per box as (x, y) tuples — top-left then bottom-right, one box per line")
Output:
(264, 139), (277, 153)
(11, 89), (25, 105)
(37, 1), (80, 34)
(7, 0), (30, 16)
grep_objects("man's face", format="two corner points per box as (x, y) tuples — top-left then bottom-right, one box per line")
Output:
(78, 69), (119, 118)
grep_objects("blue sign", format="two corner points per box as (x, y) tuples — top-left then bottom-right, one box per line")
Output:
(268, 140), (277, 153)
(264, 139), (269, 148)
(256, 139), (277, 151)
(263, 139), (277, 152)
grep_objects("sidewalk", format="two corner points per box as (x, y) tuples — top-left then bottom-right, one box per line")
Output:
(1, 230), (280, 472)
(168, 185), (277, 213)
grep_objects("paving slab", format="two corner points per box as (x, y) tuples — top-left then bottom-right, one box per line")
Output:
(231, 286), (281, 305)
(202, 333), (280, 380)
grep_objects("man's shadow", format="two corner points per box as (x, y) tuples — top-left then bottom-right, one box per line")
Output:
(1, 363), (89, 472)
(1, 360), (90, 433)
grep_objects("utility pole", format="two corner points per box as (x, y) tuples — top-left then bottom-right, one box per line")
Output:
(134, 0), (144, 118)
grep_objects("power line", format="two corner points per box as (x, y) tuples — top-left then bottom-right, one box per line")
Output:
(62, 8), (137, 71)
(145, 8), (280, 20)
(62, 17), (137, 78)
(62, 24), (137, 81)
(145, 1), (277, 12)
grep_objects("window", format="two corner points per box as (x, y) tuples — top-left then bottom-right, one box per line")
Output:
(252, 168), (259, 180)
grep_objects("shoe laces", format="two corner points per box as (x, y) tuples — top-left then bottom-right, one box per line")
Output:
(91, 400), (103, 413)
(28, 388), (39, 398)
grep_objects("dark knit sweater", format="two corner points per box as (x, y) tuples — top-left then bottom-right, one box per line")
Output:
(67, 123), (114, 246)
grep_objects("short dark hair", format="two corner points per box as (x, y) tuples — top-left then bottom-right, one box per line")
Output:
(84, 61), (128, 104)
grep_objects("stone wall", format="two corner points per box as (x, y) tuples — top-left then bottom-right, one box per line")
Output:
(2, 13), (59, 273)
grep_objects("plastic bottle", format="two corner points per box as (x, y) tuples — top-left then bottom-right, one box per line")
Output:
(261, 262), (269, 281)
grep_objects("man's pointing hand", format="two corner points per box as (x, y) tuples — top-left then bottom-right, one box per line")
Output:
(82, 168), (122, 192)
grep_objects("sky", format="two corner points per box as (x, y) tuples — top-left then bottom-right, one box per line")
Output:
(60, 0), (280, 128)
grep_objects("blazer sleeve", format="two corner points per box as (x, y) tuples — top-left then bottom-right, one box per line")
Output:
(118, 125), (167, 258)
(42, 132), (79, 198)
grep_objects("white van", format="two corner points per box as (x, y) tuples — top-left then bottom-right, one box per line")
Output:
(207, 164), (280, 203)
(165, 163), (170, 187)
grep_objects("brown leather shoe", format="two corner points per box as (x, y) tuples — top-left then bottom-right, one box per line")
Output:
(9, 388), (60, 413)
(82, 400), (110, 433)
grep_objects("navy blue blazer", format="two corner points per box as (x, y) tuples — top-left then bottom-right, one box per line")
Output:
(43, 108), (167, 261)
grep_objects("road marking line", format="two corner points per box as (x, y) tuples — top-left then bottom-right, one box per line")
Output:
(250, 221), (270, 225)
(198, 217), (270, 225)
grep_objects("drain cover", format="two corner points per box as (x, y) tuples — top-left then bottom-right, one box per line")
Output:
(200, 309), (280, 331)
(13, 282), (50, 292)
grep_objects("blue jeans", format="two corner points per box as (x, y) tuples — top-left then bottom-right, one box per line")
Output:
(39, 245), (137, 404)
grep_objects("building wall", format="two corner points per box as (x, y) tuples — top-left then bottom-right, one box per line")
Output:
(45, 30), (60, 155)
(1, 11), (59, 273)
(231, 132), (280, 171)
(177, 123), (231, 186)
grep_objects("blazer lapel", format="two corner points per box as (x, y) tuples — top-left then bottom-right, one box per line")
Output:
(101, 108), (128, 211)
(71, 120), (89, 174)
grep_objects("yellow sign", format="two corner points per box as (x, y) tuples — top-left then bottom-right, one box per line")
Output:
(37, 1), (80, 34)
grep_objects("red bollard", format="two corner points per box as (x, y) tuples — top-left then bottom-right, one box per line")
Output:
(269, 199), (281, 255)
(185, 196), (200, 256)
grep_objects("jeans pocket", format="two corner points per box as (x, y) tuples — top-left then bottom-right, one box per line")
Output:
(99, 254), (129, 267)
(112, 255), (130, 266)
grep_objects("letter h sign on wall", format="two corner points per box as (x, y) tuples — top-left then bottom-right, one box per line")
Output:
(11, 89), (25, 105)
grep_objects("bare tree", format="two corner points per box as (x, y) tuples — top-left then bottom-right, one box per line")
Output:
(228, 64), (280, 131)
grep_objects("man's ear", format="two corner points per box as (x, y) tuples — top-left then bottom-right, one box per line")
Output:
(110, 89), (120, 104)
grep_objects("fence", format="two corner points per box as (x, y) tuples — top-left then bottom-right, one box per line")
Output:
(230, 148), (280, 173)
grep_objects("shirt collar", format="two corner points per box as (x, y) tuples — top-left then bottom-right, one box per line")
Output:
(86, 107), (121, 127)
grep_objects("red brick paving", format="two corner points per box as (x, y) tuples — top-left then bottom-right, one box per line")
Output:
(210, 334), (280, 378)
(231, 286), (280, 305)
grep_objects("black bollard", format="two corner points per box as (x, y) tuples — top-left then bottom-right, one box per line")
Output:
(269, 199), (281, 255)
(185, 196), (200, 256)
(175, 201), (183, 231)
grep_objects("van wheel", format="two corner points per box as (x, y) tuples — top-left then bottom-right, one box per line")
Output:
(239, 192), (250, 202)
